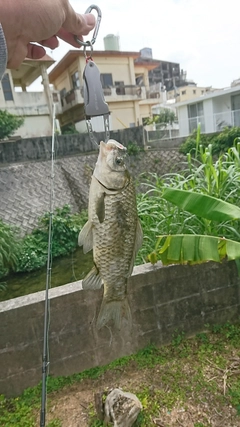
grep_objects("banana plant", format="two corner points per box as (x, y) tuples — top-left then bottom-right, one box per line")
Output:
(148, 188), (240, 265)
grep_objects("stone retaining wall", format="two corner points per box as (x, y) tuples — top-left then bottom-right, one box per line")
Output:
(0, 149), (186, 233)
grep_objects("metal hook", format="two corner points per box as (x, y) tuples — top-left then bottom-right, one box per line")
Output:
(84, 41), (93, 60)
(75, 4), (102, 47)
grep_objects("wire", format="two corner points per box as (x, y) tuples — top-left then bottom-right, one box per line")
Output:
(40, 103), (56, 427)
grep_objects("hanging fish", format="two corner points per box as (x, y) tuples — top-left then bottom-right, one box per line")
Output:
(78, 139), (143, 330)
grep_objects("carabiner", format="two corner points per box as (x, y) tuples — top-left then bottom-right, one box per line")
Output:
(75, 5), (102, 47)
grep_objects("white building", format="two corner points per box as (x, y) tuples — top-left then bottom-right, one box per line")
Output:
(176, 85), (240, 137)
(0, 55), (59, 138)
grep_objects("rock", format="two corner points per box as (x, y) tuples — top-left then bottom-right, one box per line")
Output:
(104, 388), (142, 427)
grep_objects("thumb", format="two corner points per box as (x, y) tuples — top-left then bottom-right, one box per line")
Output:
(62, 7), (96, 36)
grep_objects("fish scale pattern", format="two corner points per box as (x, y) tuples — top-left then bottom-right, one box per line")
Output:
(93, 176), (138, 301)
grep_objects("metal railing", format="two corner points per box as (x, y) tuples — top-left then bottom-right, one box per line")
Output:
(213, 109), (240, 131)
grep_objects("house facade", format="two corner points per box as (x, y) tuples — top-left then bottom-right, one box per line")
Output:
(0, 55), (57, 138)
(176, 85), (240, 137)
(167, 84), (216, 103)
(48, 49), (163, 133)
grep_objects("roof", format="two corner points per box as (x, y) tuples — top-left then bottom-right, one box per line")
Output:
(11, 54), (55, 87)
(175, 85), (240, 108)
(48, 49), (141, 82)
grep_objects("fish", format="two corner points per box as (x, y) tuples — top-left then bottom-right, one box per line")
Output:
(78, 139), (143, 330)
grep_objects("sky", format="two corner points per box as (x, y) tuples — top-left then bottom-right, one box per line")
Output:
(30, 0), (240, 90)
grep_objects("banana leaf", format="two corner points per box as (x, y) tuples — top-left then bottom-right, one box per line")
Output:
(154, 234), (240, 265)
(163, 188), (240, 222)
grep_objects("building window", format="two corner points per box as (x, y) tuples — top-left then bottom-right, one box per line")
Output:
(201, 90), (204, 94)
(188, 101), (205, 132)
(1, 73), (14, 101)
(193, 90), (196, 94)
(182, 90), (186, 95)
(100, 73), (113, 87)
(71, 71), (80, 89)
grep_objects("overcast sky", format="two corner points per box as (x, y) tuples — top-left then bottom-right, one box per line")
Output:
(31, 0), (240, 90)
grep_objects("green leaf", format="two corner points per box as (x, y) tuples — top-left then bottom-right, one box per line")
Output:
(156, 234), (240, 265)
(163, 188), (240, 221)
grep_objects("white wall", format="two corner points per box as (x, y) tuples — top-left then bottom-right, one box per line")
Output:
(178, 105), (189, 136)
(203, 99), (214, 133)
(14, 115), (52, 138)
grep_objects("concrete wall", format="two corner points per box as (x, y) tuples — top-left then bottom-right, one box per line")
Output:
(0, 127), (145, 164)
(0, 260), (239, 397)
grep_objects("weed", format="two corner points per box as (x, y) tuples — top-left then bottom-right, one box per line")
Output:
(172, 330), (185, 347)
(47, 419), (62, 427)
(2, 323), (240, 426)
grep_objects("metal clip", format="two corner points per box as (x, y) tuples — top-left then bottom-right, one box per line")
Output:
(75, 4), (102, 47)
(83, 59), (110, 146)
(75, 4), (110, 146)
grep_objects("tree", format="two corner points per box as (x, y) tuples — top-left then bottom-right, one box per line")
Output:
(0, 110), (24, 140)
(146, 108), (176, 128)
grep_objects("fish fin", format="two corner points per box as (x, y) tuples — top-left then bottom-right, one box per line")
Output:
(96, 192), (105, 223)
(128, 219), (143, 276)
(82, 265), (102, 290)
(96, 298), (132, 330)
(78, 220), (93, 254)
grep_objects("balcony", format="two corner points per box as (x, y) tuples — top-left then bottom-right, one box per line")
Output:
(59, 84), (149, 113)
(178, 109), (240, 137)
(213, 109), (240, 131)
(60, 88), (84, 112)
(0, 91), (50, 116)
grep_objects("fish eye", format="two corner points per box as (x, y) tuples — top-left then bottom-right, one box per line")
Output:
(116, 157), (123, 165)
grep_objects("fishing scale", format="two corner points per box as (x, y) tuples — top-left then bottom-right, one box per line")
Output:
(75, 5), (110, 146)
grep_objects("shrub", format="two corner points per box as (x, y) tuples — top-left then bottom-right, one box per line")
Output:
(0, 219), (20, 279)
(179, 127), (240, 157)
(0, 109), (24, 139)
(17, 205), (88, 272)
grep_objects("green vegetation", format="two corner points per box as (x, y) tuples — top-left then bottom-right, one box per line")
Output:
(145, 108), (176, 128)
(1, 323), (240, 426)
(0, 206), (88, 280)
(127, 141), (142, 156)
(0, 220), (20, 282)
(180, 126), (240, 157)
(0, 110), (24, 140)
(61, 124), (79, 135)
(137, 141), (240, 265)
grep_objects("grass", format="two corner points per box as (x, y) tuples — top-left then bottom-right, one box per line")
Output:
(1, 322), (240, 426)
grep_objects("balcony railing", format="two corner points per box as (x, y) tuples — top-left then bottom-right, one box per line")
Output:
(60, 84), (147, 109)
(178, 109), (240, 137)
(188, 116), (205, 133)
(213, 109), (240, 131)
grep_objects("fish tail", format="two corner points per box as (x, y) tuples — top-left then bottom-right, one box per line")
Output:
(96, 298), (132, 330)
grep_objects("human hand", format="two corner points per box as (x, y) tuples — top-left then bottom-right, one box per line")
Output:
(0, 0), (96, 69)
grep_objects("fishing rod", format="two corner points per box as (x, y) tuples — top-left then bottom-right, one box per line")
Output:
(40, 102), (56, 427)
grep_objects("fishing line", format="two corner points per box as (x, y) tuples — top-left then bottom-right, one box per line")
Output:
(40, 102), (56, 427)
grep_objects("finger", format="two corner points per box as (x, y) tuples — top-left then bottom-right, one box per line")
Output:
(62, 11), (95, 35)
(26, 43), (46, 60)
(39, 36), (59, 50)
(56, 28), (84, 47)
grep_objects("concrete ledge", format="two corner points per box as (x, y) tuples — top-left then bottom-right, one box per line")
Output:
(0, 261), (239, 397)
